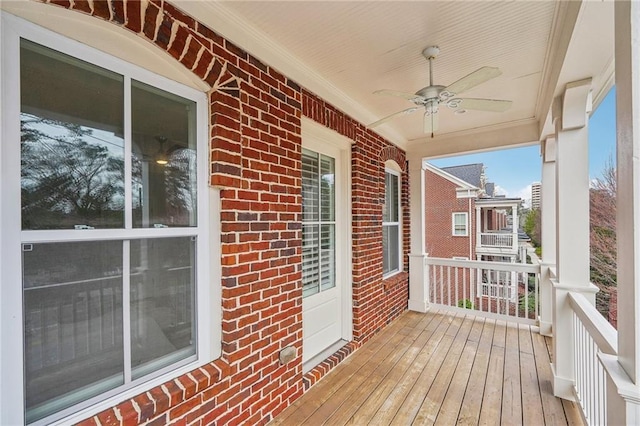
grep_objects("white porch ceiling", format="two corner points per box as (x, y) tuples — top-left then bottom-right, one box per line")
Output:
(178, 1), (615, 156)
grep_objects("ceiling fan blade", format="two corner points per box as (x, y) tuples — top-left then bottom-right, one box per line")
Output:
(368, 107), (419, 128)
(374, 89), (426, 103)
(443, 67), (502, 96)
(423, 111), (439, 135)
(457, 98), (512, 112)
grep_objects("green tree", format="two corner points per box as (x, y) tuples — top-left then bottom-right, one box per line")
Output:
(523, 208), (541, 247)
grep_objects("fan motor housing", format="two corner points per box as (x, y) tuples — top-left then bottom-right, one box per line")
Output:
(415, 85), (445, 102)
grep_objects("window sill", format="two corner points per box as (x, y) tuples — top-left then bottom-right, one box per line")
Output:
(382, 271), (408, 291)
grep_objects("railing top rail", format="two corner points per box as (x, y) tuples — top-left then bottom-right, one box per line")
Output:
(568, 291), (618, 355)
(425, 256), (540, 273)
(479, 231), (517, 235)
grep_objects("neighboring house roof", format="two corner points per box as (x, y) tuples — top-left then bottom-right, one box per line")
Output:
(424, 163), (480, 190)
(441, 163), (484, 188)
(424, 162), (480, 198)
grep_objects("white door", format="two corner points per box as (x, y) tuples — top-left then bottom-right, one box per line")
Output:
(301, 143), (345, 366)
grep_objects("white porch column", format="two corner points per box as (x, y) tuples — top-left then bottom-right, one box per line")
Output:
(539, 137), (556, 337)
(551, 79), (599, 400)
(408, 158), (428, 312)
(611, 2), (640, 423)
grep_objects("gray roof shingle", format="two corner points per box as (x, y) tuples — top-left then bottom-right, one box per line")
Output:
(441, 163), (484, 188)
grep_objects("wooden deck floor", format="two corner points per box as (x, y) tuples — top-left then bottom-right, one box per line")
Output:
(272, 309), (584, 426)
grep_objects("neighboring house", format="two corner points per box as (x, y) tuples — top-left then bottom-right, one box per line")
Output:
(425, 162), (521, 262)
(425, 162), (524, 307)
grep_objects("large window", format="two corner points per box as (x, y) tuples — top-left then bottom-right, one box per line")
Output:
(2, 23), (211, 425)
(452, 212), (469, 236)
(302, 148), (336, 297)
(383, 169), (401, 276)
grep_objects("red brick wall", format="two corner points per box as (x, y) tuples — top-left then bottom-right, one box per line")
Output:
(425, 169), (476, 259)
(32, 1), (410, 424)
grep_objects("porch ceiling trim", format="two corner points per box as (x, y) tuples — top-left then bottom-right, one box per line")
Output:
(176, 1), (407, 148)
(406, 118), (539, 160)
(535, 0), (583, 138)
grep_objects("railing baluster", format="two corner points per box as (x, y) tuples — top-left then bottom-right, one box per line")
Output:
(447, 266), (451, 307)
(424, 257), (540, 324)
(462, 266), (467, 310)
(454, 267), (459, 309)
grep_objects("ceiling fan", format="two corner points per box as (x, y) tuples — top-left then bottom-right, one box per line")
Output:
(369, 46), (512, 137)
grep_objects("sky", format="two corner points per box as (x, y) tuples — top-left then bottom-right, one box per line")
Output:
(430, 87), (617, 206)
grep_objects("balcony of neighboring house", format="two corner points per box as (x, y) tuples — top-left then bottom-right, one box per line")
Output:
(475, 198), (521, 258)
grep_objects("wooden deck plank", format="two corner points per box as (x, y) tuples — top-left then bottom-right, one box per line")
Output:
(501, 322), (523, 425)
(300, 312), (433, 424)
(271, 311), (426, 425)
(369, 310), (457, 425)
(519, 325), (545, 426)
(431, 316), (485, 426)
(388, 313), (467, 425)
(456, 317), (495, 425)
(478, 319), (506, 425)
(271, 311), (584, 426)
(412, 315), (477, 425)
(344, 311), (447, 424)
(562, 398), (586, 426)
(325, 312), (443, 425)
(531, 331), (570, 425)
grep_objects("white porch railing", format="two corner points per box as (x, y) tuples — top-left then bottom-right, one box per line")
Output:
(568, 291), (618, 426)
(478, 232), (515, 249)
(425, 257), (539, 323)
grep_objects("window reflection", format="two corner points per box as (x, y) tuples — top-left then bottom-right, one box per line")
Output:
(20, 40), (125, 230)
(22, 241), (124, 423)
(130, 237), (196, 379)
(132, 81), (197, 228)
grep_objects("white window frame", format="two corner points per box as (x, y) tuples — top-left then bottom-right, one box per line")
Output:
(452, 212), (469, 236)
(383, 162), (402, 278)
(1, 13), (220, 426)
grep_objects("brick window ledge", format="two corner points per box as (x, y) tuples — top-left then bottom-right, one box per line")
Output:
(383, 271), (409, 292)
(76, 359), (230, 425)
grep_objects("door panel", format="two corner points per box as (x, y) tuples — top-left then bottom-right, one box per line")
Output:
(301, 146), (343, 364)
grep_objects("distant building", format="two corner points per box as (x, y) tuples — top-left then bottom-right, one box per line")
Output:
(531, 182), (541, 210)
(425, 162), (522, 262)
(425, 162), (524, 307)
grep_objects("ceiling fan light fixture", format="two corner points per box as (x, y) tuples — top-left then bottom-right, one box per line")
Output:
(155, 156), (169, 165)
(154, 136), (169, 165)
(371, 46), (511, 135)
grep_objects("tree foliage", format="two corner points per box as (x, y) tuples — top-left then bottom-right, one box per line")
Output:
(21, 115), (124, 229)
(590, 158), (617, 318)
(523, 208), (541, 247)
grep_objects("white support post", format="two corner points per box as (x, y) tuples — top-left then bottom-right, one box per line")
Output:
(551, 80), (599, 401)
(539, 137), (556, 337)
(408, 158), (428, 312)
(611, 2), (640, 423)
